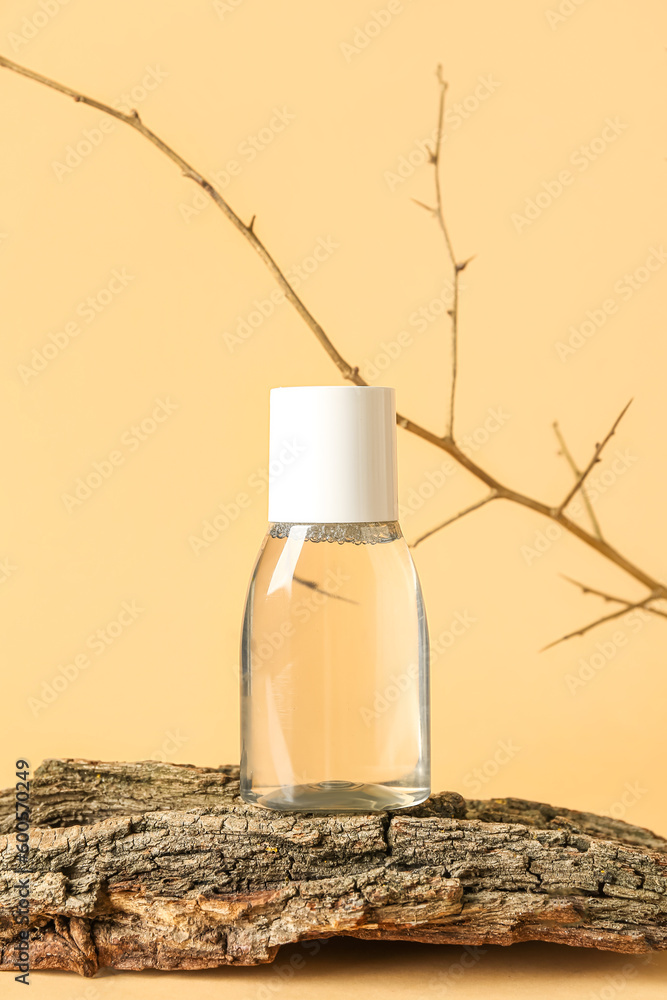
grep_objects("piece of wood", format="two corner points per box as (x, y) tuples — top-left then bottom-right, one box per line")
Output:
(0, 759), (666, 976)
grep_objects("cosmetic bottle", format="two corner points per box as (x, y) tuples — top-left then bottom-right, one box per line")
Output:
(240, 385), (430, 811)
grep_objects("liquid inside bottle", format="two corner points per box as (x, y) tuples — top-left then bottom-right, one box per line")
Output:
(240, 520), (430, 811)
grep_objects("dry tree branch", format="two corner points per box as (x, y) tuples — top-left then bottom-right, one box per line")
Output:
(557, 400), (633, 515)
(540, 574), (667, 652)
(432, 66), (458, 439)
(1, 54), (665, 644)
(410, 492), (499, 548)
(413, 65), (473, 439)
(553, 421), (603, 540)
(561, 575), (667, 622)
(540, 597), (660, 652)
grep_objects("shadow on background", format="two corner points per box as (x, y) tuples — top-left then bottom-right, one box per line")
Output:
(34, 937), (667, 999)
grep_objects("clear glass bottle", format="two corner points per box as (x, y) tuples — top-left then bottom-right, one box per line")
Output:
(240, 386), (430, 812)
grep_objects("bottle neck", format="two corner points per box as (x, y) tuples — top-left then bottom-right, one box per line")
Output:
(268, 522), (402, 544)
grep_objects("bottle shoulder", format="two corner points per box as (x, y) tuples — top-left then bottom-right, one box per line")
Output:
(249, 521), (422, 596)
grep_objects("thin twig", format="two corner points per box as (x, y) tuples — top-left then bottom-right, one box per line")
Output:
(560, 575), (667, 621)
(553, 421), (603, 539)
(557, 400), (633, 515)
(540, 598), (658, 652)
(2, 55), (666, 637)
(431, 66), (460, 441)
(410, 492), (498, 548)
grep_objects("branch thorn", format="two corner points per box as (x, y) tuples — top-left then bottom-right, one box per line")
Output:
(456, 255), (475, 272)
(411, 198), (437, 215)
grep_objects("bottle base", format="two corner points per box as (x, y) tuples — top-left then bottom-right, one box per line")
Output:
(241, 779), (431, 813)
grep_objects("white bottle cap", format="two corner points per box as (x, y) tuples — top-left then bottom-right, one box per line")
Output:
(268, 386), (398, 523)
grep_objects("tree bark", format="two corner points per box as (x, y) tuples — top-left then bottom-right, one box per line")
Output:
(1, 759), (666, 977)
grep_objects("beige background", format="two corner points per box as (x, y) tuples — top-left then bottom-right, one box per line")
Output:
(1, 0), (666, 995)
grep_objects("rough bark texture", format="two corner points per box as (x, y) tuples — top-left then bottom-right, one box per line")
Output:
(0, 759), (666, 976)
